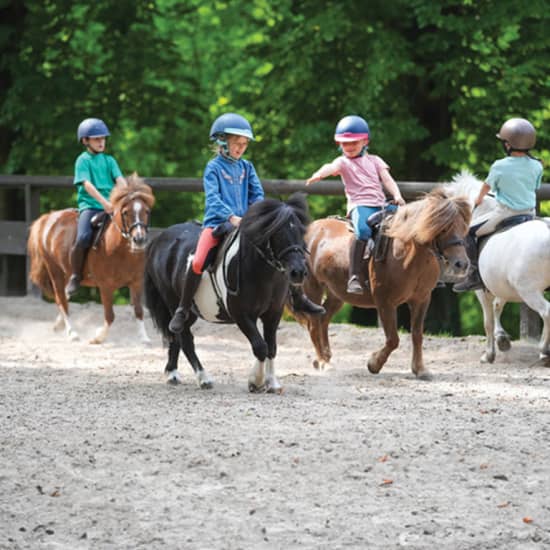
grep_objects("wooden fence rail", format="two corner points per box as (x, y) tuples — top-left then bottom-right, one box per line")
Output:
(1, 174), (549, 339)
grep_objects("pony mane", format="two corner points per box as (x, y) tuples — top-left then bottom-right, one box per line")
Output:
(240, 193), (310, 245)
(111, 172), (156, 210)
(386, 187), (471, 267)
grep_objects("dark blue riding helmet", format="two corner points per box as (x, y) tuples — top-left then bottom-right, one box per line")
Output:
(334, 115), (370, 143)
(209, 113), (255, 141)
(77, 118), (110, 142)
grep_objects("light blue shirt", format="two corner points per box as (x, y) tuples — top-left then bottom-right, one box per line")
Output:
(202, 155), (264, 228)
(486, 156), (542, 210)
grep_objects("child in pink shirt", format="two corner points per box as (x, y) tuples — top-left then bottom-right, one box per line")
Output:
(307, 115), (404, 293)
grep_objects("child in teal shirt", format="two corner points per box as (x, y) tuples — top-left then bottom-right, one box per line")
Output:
(66, 118), (127, 297)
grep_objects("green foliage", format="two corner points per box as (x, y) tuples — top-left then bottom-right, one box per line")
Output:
(1, 0), (549, 330)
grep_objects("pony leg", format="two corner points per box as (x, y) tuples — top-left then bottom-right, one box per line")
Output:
(46, 263), (80, 341)
(177, 323), (214, 389)
(517, 290), (550, 359)
(55, 303), (79, 342)
(493, 297), (511, 352)
(129, 283), (151, 346)
(262, 312), (283, 394)
(234, 315), (268, 392)
(90, 288), (115, 344)
(165, 340), (183, 384)
(408, 299), (432, 380)
(310, 294), (343, 371)
(476, 290), (496, 363)
(368, 306), (399, 374)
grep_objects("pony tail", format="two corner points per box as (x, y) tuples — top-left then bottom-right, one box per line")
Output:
(27, 217), (55, 298)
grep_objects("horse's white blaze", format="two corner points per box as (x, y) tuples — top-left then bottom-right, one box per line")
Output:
(193, 234), (240, 323)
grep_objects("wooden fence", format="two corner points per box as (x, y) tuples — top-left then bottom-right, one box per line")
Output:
(1, 174), (549, 339)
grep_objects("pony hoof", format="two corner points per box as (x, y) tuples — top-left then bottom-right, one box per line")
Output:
(496, 335), (511, 352)
(480, 351), (495, 364)
(248, 382), (266, 393)
(199, 380), (214, 390)
(416, 370), (433, 381)
(367, 361), (382, 374)
(166, 371), (182, 385)
(69, 332), (80, 342)
(531, 356), (550, 368)
(313, 359), (331, 371)
(266, 380), (283, 394)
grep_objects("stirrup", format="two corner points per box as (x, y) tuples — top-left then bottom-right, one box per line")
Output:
(347, 275), (363, 294)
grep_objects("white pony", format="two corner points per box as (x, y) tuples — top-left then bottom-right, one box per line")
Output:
(446, 170), (550, 364)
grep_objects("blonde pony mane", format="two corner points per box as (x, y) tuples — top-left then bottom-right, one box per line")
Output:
(385, 187), (471, 267)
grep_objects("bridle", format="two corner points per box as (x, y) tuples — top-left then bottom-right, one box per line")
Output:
(253, 241), (308, 273)
(433, 234), (465, 261)
(109, 201), (150, 240)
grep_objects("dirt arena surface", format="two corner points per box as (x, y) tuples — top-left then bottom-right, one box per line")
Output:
(1, 296), (550, 549)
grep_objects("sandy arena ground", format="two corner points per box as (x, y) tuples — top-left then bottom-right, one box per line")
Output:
(1, 296), (550, 549)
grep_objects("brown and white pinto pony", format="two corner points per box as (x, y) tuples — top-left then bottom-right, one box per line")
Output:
(27, 174), (155, 344)
(290, 188), (471, 379)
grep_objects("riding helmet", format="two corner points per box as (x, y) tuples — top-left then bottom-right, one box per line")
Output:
(209, 113), (255, 141)
(496, 118), (536, 151)
(334, 115), (370, 143)
(77, 118), (110, 142)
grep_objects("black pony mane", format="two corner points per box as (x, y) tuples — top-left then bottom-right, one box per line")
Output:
(240, 192), (310, 245)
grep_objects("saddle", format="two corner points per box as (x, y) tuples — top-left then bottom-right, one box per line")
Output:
(194, 223), (240, 323)
(90, 211), (110, 249)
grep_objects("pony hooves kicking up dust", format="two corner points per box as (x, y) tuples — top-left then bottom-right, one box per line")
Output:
(289, 188), (471, 379)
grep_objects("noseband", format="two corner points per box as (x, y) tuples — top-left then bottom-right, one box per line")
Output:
(254, 241), (308, 273)
(433, 235), (465, 260)
(110, 205), (150, 240)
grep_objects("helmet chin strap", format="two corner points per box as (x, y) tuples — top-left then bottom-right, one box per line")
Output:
(216, 139), (239, 161)
(338, 144), (369, 157)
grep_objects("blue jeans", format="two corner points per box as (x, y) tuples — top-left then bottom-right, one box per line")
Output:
(75, 208), (102, 248)
(350, 204), (397, 240)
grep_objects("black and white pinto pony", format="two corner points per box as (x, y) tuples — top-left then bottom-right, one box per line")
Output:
(144, 194), (311, 392)
(446, 171), (550, 364)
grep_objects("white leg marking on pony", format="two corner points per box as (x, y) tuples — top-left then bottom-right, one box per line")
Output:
(265, 358), (282, 394)
(90, 321), (109, 344)
(493, 297), (511, 352)
(248, 359), (266, 392)
(58, 307), (79, 341)
(136, 319), (151, 346)
(197, 370), (214, 390)
(166, 370), (182, 385)
(477, 290), (495, 363)
(53, 312), (65, 332)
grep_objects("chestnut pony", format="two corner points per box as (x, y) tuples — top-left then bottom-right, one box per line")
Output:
(27, 174), (155, 344)
(291, 188), (471, 379)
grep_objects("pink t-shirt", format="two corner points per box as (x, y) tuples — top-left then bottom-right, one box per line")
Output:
(312, 154), (389, 212)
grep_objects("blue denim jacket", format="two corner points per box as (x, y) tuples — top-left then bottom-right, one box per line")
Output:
(202, 155), (264, 228)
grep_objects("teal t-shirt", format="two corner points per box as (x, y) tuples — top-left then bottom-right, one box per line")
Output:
(486, 155), (543, 210)
(74, 151), (123, 211)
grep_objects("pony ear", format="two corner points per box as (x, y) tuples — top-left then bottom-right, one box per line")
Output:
(286, 192), (310, 225)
